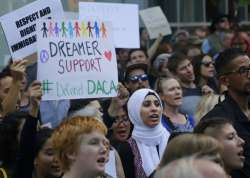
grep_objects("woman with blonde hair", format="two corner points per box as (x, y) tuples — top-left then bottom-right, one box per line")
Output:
(51, 116), (110, 178)
(194, 93), (224, 124)
(155, 156), (227, 178)
(155, 77), (195, 133)
(159, 133), (224, 168)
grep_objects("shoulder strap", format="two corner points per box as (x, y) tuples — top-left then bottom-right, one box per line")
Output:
(187, 115), (195, 127)
(162, 115), (176, 131)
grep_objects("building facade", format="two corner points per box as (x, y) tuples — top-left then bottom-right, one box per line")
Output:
(0, 0), (249, 68)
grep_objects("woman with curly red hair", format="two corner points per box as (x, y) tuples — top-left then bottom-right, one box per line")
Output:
(51, 116), (110, 178)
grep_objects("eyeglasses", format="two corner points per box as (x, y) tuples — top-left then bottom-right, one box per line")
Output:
(113, 116), (130, 124)
(201, 61), (214, 67)
(222, 66), (250, 76)
(128, 74), (148, 83)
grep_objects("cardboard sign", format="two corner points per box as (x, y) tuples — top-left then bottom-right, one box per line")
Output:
(0, 0), (64, 60)
(79, 2), (139, 48)
(37, 19), (118, 100)
(140, 6), (172, 39)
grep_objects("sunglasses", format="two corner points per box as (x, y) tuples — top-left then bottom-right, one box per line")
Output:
(128, 74), (148, 83)
(201, 61), (214, 67)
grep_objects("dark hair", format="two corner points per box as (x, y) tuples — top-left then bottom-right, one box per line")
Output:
(0, 112), (28, 165)
(146, 91), (158, 98)
(194, 117), (232, 134)
(0, 67), (11, 83)
(215, 48), (245, 77)
(68, 98), (99, 115)
(124, 63), (148, 81)
(35, 128), (53, 157)
(106, 104), (131, 140)
(192, 54), (213, 85)
(106, 103), (128, 130)
(0, 58), (13, 80)
(167, 52), (189, 73)
(210, 14), (229, 33)
(115, 48), (129, 54)
(128, 47), (148, 61)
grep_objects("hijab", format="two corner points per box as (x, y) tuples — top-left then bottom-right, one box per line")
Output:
(127, 88), (170, 176)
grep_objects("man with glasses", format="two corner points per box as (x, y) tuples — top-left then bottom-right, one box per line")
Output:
(124, 63), (150, 93)
(202, 48), (250, 178)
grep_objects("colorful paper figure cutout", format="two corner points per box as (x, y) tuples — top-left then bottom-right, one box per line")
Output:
(87, 21), (93, 38)
(100, 22), (107, 38)
(61, 21), (67, 37)
(41, 22), (48, 38)
(54, 22), (60, 37)
(81, 21), (87, 37)
(74, 21), (81, 37)
(48, 22), (54, 37)
(93, 21), (100, 38)
(68, 21), (74, 38)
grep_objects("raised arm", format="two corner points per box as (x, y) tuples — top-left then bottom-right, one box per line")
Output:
(147, 34), (164, 64)
(1, 60), (27, 116)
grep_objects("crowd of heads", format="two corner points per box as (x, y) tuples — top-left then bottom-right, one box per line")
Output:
(1, 12), (250, 178)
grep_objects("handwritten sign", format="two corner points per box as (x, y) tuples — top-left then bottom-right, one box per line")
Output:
(140, 6), (172, 39)
(0, 0), (64, 60)
(79, 2), (139, 48)
(37, 19), (118, 100)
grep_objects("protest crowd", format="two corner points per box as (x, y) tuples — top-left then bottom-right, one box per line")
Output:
(1, 1), (250, 178)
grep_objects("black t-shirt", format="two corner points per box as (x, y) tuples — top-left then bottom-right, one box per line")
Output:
(202, 94), (250, 178)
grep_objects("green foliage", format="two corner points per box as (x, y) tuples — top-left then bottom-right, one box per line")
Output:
(239, 0), (250, 5)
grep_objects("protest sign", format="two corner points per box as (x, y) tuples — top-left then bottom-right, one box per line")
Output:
(140, 6), (172, 39)
(79, 2), (139, 48)
(37, 19), (118, 100)
(0, 0), (64, 60)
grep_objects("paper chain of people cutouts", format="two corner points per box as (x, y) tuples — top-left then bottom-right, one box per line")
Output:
(41, 21), (107, 39)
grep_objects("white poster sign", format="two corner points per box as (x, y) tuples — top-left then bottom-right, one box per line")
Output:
(37, 19), (118, 100)
(0, 0), (64, 60)
(64, 12), (78, 20)
(140, 6), (172, 39)
(79, 2), (139, 48)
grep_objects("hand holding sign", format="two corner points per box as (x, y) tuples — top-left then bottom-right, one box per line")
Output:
(28, 80), (42, 107)
(28, 80), (42, 117)
(10, 60), (27, 81)
(108, 83), (129, 117)
(140, 6), (172, 39)
(37, 19), (118, 100)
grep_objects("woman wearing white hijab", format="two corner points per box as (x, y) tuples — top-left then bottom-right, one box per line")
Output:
(117, 88), (170, 178)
